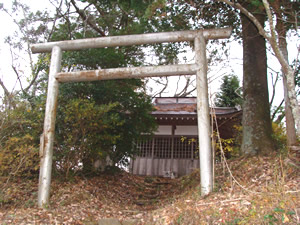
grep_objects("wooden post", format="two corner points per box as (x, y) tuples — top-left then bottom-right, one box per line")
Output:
(195, 34), (213, 196)
(151, 138), (155, 175)
(191, 138), (194, 160)
(38, 46), (62, 207)
(170, 124), (175, 174)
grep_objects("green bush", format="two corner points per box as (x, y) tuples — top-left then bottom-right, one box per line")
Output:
(0, 134), (39, 177)
(0, 102), (43, 177)
(272, 122), (287, 153)
(54, 98), (123, 176)
(0, 80), (157, 178)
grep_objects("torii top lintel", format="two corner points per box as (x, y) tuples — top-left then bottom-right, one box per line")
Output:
(31, 28), (232, 53)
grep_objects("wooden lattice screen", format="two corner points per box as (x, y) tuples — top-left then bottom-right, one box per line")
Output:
(136, 136), (199, 159)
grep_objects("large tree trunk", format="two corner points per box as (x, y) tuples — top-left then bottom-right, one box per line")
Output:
(219, 0), (300, 139)
(241, 11), (274, 155)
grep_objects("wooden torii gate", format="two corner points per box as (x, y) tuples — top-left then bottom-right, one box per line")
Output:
(31, 28), (232, 207)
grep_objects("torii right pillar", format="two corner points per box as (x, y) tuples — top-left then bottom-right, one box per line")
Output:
(195, 33), (213, 195)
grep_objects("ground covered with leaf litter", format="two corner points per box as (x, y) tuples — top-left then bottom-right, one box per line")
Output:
(0, 154), (299, 224)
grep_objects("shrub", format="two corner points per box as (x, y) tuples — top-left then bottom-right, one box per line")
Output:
(0, 134), (39, 177)
(0, 102), (43, 177)
(272, 122), (287, 153)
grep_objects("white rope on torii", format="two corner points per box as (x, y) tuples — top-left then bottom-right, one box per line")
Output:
(31, 28), (232, 208)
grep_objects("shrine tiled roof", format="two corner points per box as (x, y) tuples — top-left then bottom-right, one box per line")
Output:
(152, 97), (241, 118)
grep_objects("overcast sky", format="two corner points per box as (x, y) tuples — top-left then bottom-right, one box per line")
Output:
(0, 0), (53, 93)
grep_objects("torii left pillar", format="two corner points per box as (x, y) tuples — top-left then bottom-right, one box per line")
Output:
(195, 33), (213, 195)
(38, 46), (62, 207)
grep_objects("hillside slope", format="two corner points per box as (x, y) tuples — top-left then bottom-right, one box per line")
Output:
(0, 153), (299, 224)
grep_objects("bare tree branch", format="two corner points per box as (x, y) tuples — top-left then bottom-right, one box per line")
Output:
(70, 0), (106, 37)
(175, 76), (191, 97)
(271, 99), (284, 121)
(0, 78), (11, 98)
(269, 69), (280, 107)
(262, 0), (300, 136)
(24, 62), (43, 94)
(151, 77), (169, 98)
(0, 77), (15, 109)
(217, 0), (272, 40)
(21, 6), (34, 73)
(11, 65), (24, 92)
(47, 0), (64, 41)
(174, 76), (181, 95)
(217, 0), (300, 136)
(180, 87), (196, 97)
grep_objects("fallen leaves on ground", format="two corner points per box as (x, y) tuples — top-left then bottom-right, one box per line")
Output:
(0, 153), (299, 224)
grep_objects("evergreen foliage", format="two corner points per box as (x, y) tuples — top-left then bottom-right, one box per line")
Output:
(0, 0), (158, 177)
(0, 101), (44, 177)
(215, 75), (243, 107)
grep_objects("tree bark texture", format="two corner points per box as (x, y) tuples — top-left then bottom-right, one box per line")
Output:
(275, 14), (298, 146)
(262, 0), (300, 138)
(218, 0), (300, 139)
(241, 12), (274, 155)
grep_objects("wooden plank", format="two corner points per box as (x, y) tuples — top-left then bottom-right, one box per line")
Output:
(55, 64), (198, 83)
(31, 28), (232, 53)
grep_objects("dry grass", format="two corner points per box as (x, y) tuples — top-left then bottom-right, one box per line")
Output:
(0, 153), (299, 224)
(146, 154), (300, 224)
